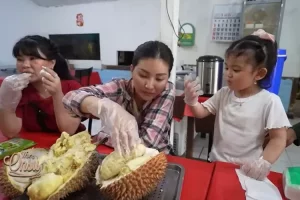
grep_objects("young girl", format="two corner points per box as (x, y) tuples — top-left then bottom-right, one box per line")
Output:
(184, 29), (290, 180)
(0, 35), (85, 138)
(63, 41), (175, 155)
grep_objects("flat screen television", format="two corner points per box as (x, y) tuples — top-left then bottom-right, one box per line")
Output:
(49, 33), (100, 60)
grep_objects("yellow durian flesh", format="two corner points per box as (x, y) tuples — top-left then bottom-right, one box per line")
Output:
(27, 173), (64, 200)
(96, 146), (160, 188)
(98, 151), (168, 200)
(39, 131), (96, 185)
(130, 143), (146, 158)
(0, 131), (97, 200)
(126, 155), (153, 171)
(119, 155), (152, 177)
(51, 132), (71, 157)
(47, 151), (99, 200)
(50, 131), (93, 158)
(40, 131), (97, 199)
(99, 143), (146, 180)
(99, 151), (127, 180)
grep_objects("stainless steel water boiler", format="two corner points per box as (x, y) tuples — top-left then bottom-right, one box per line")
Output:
(196, 55), (224, 95)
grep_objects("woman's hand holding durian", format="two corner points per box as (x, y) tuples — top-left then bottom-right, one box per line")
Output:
(86, 97), (141, 156)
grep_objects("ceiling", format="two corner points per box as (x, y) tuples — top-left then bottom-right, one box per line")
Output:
(29, 0), (118, 7)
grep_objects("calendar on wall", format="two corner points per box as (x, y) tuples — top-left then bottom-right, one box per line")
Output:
(211, 4), (243, 42)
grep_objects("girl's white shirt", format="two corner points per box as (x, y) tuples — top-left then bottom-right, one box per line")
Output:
(202, 86), (291, 162)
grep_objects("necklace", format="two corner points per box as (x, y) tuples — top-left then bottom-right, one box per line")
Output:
(236, 97), (249, 106)
(234, 91), (256, 106)
(234, 87), (261, 106)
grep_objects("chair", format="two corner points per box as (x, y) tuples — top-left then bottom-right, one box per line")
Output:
(74, 67), (93, 87)
(195, 115), (215, 161)
(74, 67), (94, 133)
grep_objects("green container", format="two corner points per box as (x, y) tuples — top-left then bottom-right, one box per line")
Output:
(283, 167), (300, 200)
(0, 138), (36, 160)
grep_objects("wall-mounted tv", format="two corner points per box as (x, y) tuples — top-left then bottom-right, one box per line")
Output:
(49, 33), (100, 60)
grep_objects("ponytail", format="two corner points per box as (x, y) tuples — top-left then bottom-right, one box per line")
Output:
(53, 54), (74, 80)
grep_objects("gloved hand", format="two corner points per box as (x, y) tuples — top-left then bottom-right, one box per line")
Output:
(184, 74), (203, 106)
(0, 73), (31, 111)
(87, 98), (141, 156)
(40, 67), (62, 96)
(232, 156), (272, 181)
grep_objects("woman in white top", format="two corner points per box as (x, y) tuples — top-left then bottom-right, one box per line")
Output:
(184, 29), (290, 181)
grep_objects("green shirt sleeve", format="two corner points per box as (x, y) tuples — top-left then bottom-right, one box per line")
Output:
(291, 122), (300, 146)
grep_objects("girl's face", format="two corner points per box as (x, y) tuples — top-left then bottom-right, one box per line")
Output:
(131, 58), (169, 102)
(225, 55), (266, 91)
(16, 49), (55, 83)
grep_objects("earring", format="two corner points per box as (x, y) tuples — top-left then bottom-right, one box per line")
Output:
(254, 81), (257, 84)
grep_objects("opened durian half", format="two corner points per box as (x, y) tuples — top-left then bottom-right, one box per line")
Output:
(95, 144), (168, 200)
(0, 131), (99, 200)
(0, 148), (48, 198)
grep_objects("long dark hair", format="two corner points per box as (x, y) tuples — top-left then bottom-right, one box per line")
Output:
(225, 35), (278, 89)
(12, 35), (74, 80)
(132, 41), (174, 76)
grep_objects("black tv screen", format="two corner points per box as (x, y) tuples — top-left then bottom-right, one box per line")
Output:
(49, 33), (100, 60)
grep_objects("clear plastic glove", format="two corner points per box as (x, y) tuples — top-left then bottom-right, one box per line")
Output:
(231, 156), (272, 181)
(0, 73), (31, 111)
(87, 98), (141, 156)
(184, 74), (203, 106)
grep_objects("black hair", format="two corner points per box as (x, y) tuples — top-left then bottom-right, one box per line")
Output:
(225, 35), (278, 89)
(132, 41), (174, 76)
(12, 35), (74, 80)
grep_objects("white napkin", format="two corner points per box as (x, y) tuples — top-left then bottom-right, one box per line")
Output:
(235, 169), (282, 200)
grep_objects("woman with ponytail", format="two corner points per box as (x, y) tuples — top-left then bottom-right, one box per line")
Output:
(0, 35), (85, 138)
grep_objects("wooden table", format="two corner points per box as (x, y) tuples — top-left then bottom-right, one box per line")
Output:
(206, 162), (287, 200)
(0, 131), (216, 200)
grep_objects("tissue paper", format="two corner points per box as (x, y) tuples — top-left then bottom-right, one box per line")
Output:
(235, 169), (282, 200)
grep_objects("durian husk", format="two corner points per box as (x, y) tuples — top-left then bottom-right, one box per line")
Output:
(45, 150), (99, 200)
(0, 164), (22, 198)
(0, 131), (100, 200)
(99, 152), (167, 200)
(0, 148), (48, 198)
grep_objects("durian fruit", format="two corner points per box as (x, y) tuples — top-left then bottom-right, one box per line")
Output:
(99, 143), (146, 180)
(0, 131), (99, 200)
(27, 173), (64, 200)
(0, 148), (48, 198)
(49, 131), (94, 157)
(95, 145), (168, 200)
(41, 150), (99, 200)
(28, 131), (99, 200)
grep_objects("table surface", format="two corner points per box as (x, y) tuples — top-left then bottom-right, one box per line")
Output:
(0, 131), (215, 200)
(206, 161), (287, 200)
(173, 96), (209, 121)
